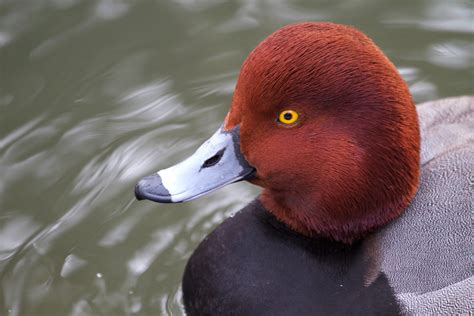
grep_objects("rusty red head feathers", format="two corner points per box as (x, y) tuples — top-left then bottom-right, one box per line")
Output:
(225, 22), (420, 243)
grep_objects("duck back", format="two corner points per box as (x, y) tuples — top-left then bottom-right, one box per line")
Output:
(376, 96), (474, 314)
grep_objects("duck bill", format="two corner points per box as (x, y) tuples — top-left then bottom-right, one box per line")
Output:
(135, 125), (255, 203)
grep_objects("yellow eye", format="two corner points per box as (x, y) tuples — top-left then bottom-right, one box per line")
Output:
(278, 110), (299, 125)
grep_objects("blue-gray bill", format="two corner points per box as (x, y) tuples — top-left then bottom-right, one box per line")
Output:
(135, 125), (255, 203)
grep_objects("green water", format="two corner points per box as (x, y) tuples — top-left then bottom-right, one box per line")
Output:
(0, 0), (473, 315)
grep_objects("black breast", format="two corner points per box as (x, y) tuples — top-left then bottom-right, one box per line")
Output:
(182, 200), (401, 315)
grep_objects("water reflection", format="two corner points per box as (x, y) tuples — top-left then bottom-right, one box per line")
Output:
(383, 0), (474, 33)
(399, 67), (438, 102)
(0, 216), (40, 261)
(420, 0), (474, 33)
(428, 41), (474, 69)
(0, 0), (472, 315)
(60, 254), (88, 278)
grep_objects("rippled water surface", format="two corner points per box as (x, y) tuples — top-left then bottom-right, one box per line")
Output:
(0, 0), (473, 315)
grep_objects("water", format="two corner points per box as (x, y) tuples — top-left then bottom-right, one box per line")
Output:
(0, 0), (472, 315)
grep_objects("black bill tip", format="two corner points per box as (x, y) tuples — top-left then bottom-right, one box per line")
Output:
(135, 174), (172, 203)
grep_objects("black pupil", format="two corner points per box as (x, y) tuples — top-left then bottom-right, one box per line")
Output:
(283, 112), (293, 121)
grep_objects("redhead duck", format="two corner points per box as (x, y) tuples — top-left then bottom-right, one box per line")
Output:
(135, 22), (473, 315)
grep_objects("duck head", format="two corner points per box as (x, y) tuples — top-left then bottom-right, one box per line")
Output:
(135, 22), (420, 243)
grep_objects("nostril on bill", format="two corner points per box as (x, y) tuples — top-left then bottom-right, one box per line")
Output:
(202, 148), (226, 169)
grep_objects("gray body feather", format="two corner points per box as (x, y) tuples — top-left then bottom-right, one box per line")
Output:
(377, 96), (473, 314)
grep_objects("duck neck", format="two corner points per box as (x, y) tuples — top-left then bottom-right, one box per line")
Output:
(259, 186), (409, 244)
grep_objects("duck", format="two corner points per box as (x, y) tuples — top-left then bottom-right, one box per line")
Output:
(135, 22), (473, 315)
